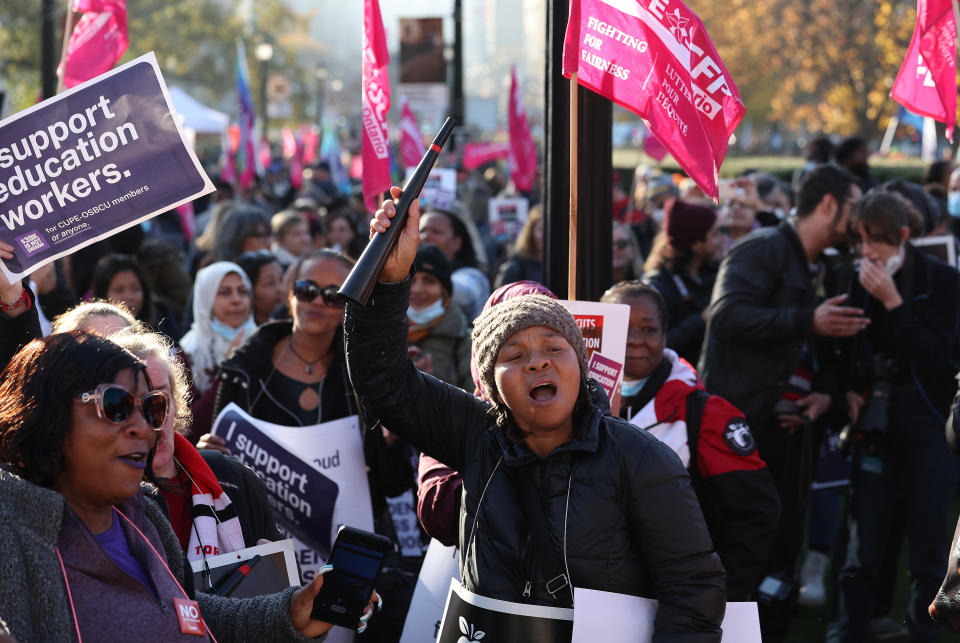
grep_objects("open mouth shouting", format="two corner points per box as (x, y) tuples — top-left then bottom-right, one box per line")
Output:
(529, 379), (559, 404)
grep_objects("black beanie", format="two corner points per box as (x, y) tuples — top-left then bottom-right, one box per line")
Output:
(414, 244), (454, 295)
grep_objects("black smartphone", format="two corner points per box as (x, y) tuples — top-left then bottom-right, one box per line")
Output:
(310, 526), (392, 628)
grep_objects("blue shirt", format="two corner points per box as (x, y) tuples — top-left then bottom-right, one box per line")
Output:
(95, 510), (158, 598)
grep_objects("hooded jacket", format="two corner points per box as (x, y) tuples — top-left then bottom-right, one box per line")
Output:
(622, 349), (780, 600)
(345, 279), (725, 641)
(0, 468), (322, 643)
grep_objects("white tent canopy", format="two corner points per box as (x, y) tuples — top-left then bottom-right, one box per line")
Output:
(168, 86), (229, 135)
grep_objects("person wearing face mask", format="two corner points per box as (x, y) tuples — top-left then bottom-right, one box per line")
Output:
(408, 245), (472, 390)
(601, 282), (780, 601)
(830, 192), (960, 643)
(180, 262), (258, 393)
(642, 201), (722, 366)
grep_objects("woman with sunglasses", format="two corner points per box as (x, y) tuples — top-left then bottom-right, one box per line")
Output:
(0, 332), (350, 642)
(199, 249), (355, 434)
(197, 249), (418, 642)
(180, 262), (258, 393)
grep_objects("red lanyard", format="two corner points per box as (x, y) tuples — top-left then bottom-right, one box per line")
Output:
(55, 507), (218, 643)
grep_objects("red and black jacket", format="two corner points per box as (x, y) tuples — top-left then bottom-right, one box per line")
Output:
(622, 350), (781, 601)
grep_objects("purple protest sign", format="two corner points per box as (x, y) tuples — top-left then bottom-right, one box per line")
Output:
(588, 352), (623, 401)
(0, 52), (213, 281)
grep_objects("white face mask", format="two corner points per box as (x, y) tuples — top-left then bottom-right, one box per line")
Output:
(621, 377), (648, 397)
(408, 299), (445, 325)
(948, 191), (960, 218)
(652, 208), (665, 224)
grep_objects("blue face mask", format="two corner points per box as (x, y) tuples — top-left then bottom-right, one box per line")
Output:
(948, 192), (960, 218)
(408, 300), (446, 325)
(210, 316), (248, 342)
(621, 377), (648, 397)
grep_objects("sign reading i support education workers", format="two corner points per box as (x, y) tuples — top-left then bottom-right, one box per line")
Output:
(0, 52), (213, 281)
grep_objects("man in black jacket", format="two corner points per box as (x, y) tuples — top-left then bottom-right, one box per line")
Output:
(699, 165), (867, 642)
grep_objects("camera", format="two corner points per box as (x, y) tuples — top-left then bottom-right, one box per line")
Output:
(839, 354), (897, 452)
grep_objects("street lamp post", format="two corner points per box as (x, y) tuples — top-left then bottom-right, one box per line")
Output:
(255, 42), (274, 139)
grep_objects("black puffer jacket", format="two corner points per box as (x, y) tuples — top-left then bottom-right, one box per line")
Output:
(698, 223), (818, 428)
(345, 280), (725, 641)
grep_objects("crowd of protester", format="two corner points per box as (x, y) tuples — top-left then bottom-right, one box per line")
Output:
(3, 134), (960, 642)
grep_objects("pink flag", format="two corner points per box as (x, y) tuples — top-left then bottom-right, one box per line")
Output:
(361, 0), (391, 212)
(562, 0), (744, 200)
(891, 0), (956, 140)
(259, 137), (271, 173)
(508, 67), (538, 192)
(399, 98), (425, 169)
(462, 142), (511, 170)
(281, 128), (298, 159)
(59, 0), (129, 88)
(643, 127), (668, 161)
(301, 126), (320, 165)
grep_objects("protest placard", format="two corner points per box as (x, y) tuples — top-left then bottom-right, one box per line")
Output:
(560, 299), (630, 401)
(399, 539), (461, 643)
(487, 197), (529, 243)
(436, 578), (574, 643)
(189, 539), (300, 599)
(211, 403), (374, 585)
(571, 589), (761, 642)
(404, 166), (456, 210)
(0, 52), (213, 281)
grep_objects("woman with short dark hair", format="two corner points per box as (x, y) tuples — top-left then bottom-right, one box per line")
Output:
(92, 253), (182, 340)
(0, 331), (353, 641)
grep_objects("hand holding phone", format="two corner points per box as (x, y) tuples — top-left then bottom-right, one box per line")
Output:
(310, 526), (392, 630)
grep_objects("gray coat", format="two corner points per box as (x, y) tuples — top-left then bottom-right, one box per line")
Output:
(0, 468), (324, 643)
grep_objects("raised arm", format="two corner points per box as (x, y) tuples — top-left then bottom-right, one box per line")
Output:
(343, 188), (489, 473)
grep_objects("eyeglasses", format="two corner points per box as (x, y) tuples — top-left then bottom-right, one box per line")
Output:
(293, 279), (344, 308)
(74, 384), (170, 430)
(613, 239), (631, 250)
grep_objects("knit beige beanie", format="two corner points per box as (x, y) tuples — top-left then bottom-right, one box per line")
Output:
(471, 294), (589, 409)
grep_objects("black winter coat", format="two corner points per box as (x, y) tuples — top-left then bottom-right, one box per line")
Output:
(644, 265), (716, 366)
(845, 244), (960, 443)
(699, 223), (819, 429)
(345, 279), (726, 641)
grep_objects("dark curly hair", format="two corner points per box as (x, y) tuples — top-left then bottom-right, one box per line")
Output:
(0, 332), (160, 488)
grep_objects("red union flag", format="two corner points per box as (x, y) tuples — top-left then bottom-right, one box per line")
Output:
(462, 142), (511, 170)
(399, 98), (424, 169)
(509, 67), (538, 192)
(891, 0), (956, 140)
(59, 0), (129, 89)
(562, 0), (744, 200)
(362, 0), (391, 212)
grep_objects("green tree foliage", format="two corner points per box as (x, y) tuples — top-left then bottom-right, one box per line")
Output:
(0, 0), (313, 118)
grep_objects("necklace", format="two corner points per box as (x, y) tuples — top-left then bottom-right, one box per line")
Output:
(287, 337), (324, 374)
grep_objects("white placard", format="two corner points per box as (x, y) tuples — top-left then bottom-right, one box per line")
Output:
(404, 166), (456, 210)
(560, 300), (631, 401)
(487, 196), (529, 243)
(571, 588), (761, 642)
(399, 540), (461, 643)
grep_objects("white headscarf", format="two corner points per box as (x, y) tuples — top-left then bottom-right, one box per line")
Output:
(180, 261), (257, 392)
